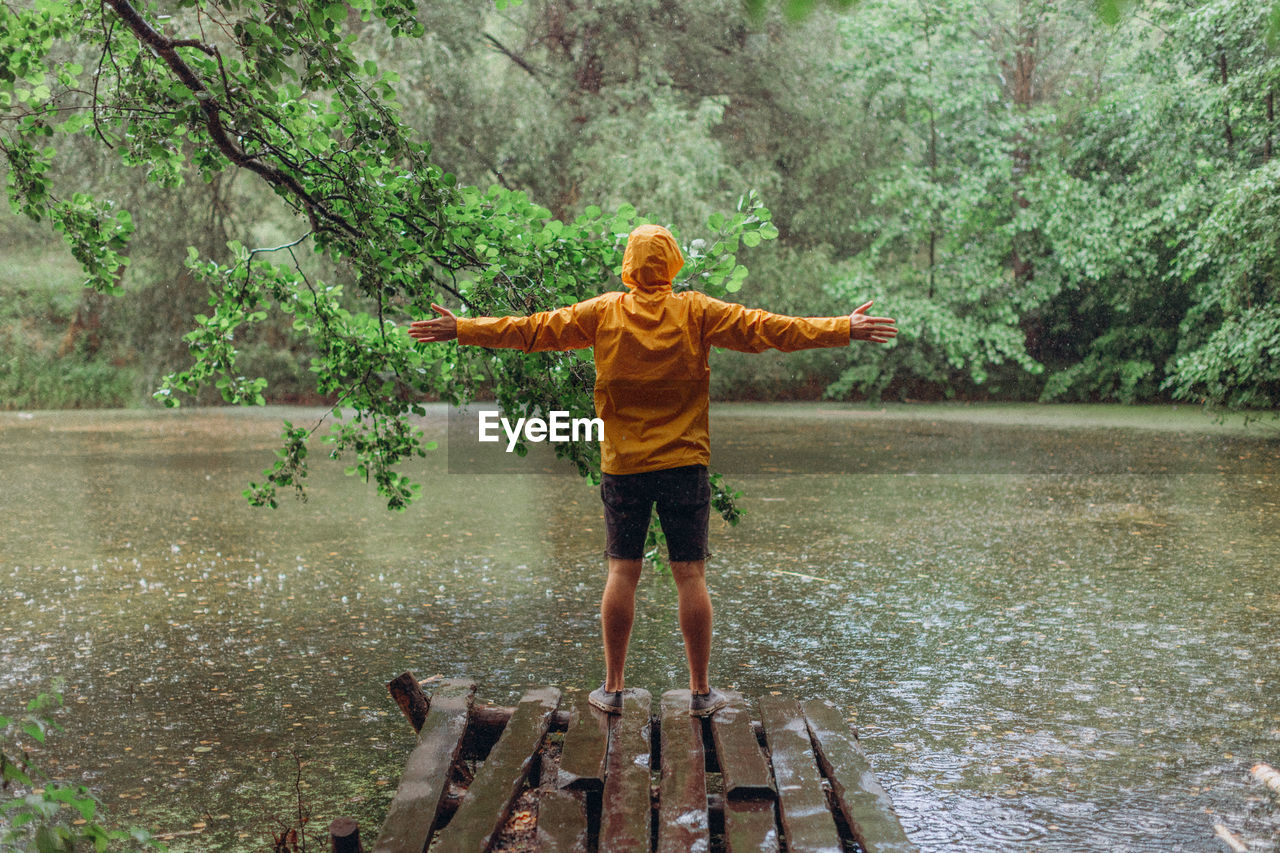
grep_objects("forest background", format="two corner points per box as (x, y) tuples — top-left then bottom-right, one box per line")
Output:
(2, 0), (1278, 418)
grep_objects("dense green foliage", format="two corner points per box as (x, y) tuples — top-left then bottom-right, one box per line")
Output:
(1, 0), (1278, 507)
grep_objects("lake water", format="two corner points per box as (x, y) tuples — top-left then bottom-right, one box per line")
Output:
(1, 403), (1278, 851)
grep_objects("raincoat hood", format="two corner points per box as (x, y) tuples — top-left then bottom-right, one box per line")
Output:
(621, 224), (684, 291)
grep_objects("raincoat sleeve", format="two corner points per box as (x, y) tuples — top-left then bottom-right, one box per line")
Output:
(456, 297), (601, 352)
(699, 295), (851, 353)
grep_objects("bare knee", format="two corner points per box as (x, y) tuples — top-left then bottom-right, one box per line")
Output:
(669, 559), (707, 589)
(607, 557), (643, 586)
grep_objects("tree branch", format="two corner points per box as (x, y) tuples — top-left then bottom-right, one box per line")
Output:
(103, 0), (360, 241)
(483, 32), (542, 79)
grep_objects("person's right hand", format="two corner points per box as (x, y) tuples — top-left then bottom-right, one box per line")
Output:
(849, 301), (897, 344)
(409, 303), (459, 343)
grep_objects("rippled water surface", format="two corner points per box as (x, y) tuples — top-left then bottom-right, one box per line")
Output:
(2, 403), (1278, 851)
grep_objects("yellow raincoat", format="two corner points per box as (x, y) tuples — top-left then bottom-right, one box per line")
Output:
(456, 224), (851, 474)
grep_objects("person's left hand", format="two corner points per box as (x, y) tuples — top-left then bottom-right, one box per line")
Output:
(409, 303), (458, 343)
(849, 300), (897, 343)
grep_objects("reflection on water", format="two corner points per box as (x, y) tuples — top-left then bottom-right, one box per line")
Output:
(1, 404), (1278, 851)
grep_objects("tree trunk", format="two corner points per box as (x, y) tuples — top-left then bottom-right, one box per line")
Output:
(1009, 0), (1040, 290)
(541, 0), (604, 220)
(1218, 48), (1233, 154)
(1265, 89), (1273, 163)
(923, 1), (939, 299)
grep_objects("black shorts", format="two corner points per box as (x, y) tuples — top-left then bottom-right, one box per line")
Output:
(601, 464), (711, 562)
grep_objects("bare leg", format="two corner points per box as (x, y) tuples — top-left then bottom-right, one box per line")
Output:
(601, 558), (643, 692)
(670, 559), (712, 693)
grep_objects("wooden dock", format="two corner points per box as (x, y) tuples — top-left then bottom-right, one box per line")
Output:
(360, 673), (917, 853)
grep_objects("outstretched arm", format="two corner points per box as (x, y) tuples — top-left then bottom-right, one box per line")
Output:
(408, 300), (597, 352)
(849, 301), (897, 344)
(701, 295), (897, 353)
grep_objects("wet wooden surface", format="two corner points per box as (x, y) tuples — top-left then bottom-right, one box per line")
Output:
(535, 789), (589, 853)
(710, 691), (775, 800)
(722, 795), (780, 853)
(599, 689), (651, 853)
(802, 699), (918, 853)
(658, 690), (709, 853)
(373, 679), (475, 853)
(373, 682), (913, 853)
(556, 688), (610, 792)
(433, 687), (561, 853)
(758, 695), (843, 853)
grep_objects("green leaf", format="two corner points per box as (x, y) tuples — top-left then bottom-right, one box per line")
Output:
(1093, 0), (1123, 26)
(784, 0), (816, 22)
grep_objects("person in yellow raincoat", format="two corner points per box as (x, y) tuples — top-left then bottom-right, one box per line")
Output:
(410, 224), (896, 716)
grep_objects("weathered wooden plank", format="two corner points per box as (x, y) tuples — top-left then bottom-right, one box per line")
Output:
(709, 691), (774, 800)
(373, 679), (475, 853)
(536, 789), (589, 853)
(658, 690), (709, 853)
(758, 695), (842, 853)
(556, 689), (610, 792)
(599, 688), (652, 853)
(723, 798), (780, 853)
(434, 687), (562, 853)
(801, 700), (917, 853)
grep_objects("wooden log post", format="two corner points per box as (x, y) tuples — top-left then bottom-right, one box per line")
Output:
(329, 817), (363, 853)
(387, 672), (431, 733)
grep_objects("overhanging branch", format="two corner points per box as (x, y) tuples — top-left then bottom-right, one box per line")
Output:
(103, 0), (360, 241)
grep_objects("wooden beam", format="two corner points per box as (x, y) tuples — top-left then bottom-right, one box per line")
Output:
(802, 700), (917, 853)
(710, 691), (774, 800)
(373, 679), (475, 853)
(434, 687), (561, 853)
(758, 695), (842, 853)
(536, 789), (589, 853)
(723, 798), (778, 853)
(708, 694), (778, 853)
(600, 689), (652, 853)
(556, 689), (610, 792)
(658, 690), (709, 853)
